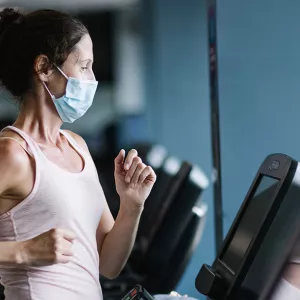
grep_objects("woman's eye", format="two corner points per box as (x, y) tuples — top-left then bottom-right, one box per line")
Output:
(81, 67), (88, 71)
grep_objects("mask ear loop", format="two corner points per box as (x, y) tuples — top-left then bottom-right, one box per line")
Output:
(53, 63), (69, 80)
(42, 82), (56, 101)
(42, 64), (69, 100)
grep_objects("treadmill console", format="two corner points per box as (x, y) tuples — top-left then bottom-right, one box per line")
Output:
(196, 154), (300, 300)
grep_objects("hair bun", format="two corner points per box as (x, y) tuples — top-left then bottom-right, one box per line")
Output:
(0, 8), (23, 36)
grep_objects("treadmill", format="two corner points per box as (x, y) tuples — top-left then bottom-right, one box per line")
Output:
(195, 153), (300, 300)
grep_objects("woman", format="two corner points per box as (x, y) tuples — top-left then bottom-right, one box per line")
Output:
(0, 8), (156, 300)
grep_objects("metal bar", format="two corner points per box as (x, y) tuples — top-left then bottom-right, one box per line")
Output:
(207, 0), (224, 254)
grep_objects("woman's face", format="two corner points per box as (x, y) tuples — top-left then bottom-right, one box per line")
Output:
(47, 34), (95, 98)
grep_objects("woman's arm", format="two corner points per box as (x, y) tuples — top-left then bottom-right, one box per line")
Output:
(0, 138), (76, 267)
(0, 138), (34, 266)
(96, 199), (142, 279)
(0, 241), (24, 265)
(96, 149), (156, 279)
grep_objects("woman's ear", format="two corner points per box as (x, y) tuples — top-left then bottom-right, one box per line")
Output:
(34, 55), (55, 82)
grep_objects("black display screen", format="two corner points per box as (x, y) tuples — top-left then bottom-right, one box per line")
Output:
(220, 176), (279, 273)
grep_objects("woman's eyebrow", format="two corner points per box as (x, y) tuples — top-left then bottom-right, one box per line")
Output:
(79, 59), (93, 63)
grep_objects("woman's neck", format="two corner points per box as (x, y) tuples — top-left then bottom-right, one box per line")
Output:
(13, 91), (63, 144)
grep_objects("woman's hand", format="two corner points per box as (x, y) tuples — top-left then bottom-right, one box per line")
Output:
(114, 149), (157, 208)
(17, 228), (76, 266)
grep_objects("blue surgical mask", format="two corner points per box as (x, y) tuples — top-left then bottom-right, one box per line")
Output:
(43, 65), (98, 123)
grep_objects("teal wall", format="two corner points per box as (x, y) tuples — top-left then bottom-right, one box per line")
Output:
(142, 0), (300, 298)
(142, 1), (213, 298)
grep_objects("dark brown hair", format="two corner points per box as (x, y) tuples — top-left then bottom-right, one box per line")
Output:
(0, 8), (88, 99)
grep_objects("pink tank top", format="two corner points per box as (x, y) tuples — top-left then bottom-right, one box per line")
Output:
(0, 126), (104, 300)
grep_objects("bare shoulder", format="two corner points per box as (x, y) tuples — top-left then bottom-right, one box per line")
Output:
(63, 130), (90, 154)
(0, 138), (30, 166)
(0, 138), (32, 194)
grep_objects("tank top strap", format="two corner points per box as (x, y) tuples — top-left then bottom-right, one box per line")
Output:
(1, 126), (42, 160)
(0, 137), (34, 158)
(59, 130), (87, 158)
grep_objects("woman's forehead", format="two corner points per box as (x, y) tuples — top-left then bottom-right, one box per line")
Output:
(66, 34), (94, 65)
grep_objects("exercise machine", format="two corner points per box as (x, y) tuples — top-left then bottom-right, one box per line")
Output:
(196, 153), (300, 300)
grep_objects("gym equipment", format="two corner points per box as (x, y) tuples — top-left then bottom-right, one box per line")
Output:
(133, 157), (192, 267)
(143, 202), (208, 294)
(196, 153), (300, 300)
(141, 165), (209, 293)
(133, 143), (170, 257)
(121, 285), (154, 300)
